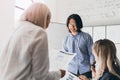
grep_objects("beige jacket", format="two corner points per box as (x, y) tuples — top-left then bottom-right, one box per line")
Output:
(0, 21), (61, 80)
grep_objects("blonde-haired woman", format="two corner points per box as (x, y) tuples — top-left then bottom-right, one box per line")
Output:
(0, 2), (65, 80)
(79, 39), (120, 80)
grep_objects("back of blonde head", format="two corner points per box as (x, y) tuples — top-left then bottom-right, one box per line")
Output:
(93, 39), (120, 79)
(21, 2), (51, 28)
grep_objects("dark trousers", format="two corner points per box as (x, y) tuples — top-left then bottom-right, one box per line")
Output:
(81, 71), (92, 78)
(70, 71), (92, 78)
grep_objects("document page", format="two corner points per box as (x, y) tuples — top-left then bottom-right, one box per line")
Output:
(49, 49), (76, 71)
(49, 49), (80, 80)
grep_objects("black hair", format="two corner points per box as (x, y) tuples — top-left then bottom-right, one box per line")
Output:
(66, 14), (83, 33)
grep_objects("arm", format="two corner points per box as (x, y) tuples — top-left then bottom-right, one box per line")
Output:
(87, 35), (95, 65)
(31, 29), (62, 80)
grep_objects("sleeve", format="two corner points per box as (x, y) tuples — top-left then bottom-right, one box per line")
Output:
(87, 34), (95, 65)
(31, 29), (61, 80)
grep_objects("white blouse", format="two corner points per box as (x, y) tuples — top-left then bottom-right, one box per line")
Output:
(0, 21), (61, 80)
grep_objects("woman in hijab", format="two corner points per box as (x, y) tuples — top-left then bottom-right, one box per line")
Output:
(0, 2), (65, 80)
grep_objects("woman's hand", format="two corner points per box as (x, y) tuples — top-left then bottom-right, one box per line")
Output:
(79, 75), (89, 80)
(60, 69), (66, 78)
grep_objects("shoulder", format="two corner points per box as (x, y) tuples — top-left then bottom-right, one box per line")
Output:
(80, 31), (91, 37)
(21, 21), (47, 37)
(65, 33), (72, 40)
(80, 31), (93, 41)
(100, 72), (120, 80)
(19, 21), (47, 43)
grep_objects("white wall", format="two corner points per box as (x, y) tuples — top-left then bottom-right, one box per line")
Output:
(46, 23), (68, 50)
(43, 0), (57, 22)
(0, 0), (14, 49)
(53, 0), (120, 26)
(46, 23), (120, 59)
(44, 0), (120, 59)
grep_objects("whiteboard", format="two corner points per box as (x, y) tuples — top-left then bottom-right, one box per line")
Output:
(54, 0), (120, 26)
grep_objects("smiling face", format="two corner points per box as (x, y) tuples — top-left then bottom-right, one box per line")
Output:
(68, 19), (77, 33)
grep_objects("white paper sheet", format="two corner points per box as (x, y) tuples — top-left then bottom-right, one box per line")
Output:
(49, 49), (80, 80)
(49, 49), (76, 71)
